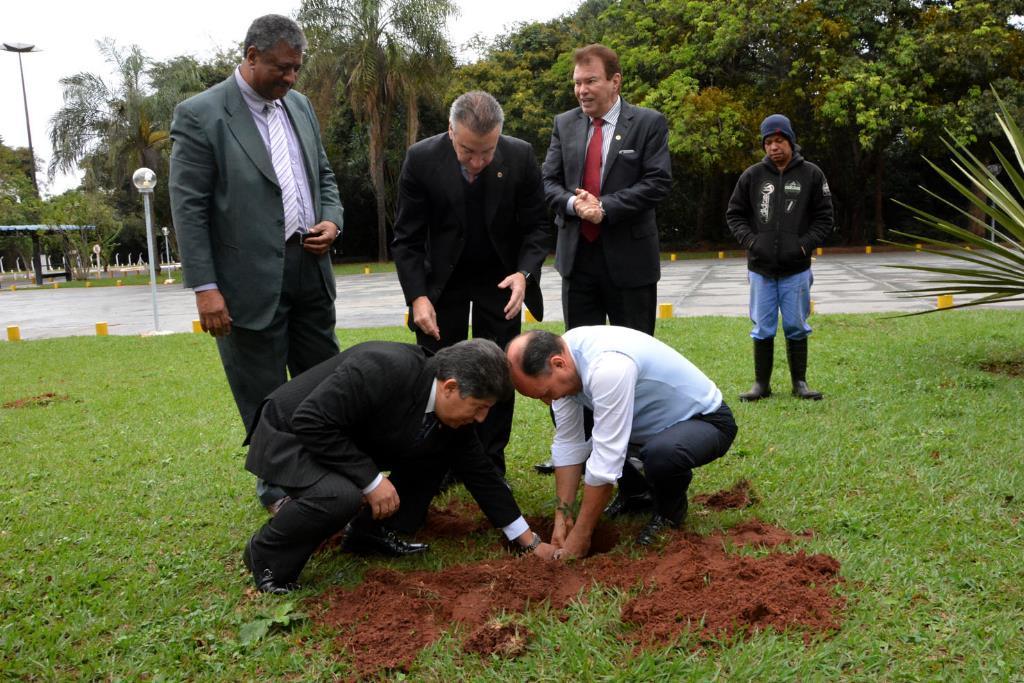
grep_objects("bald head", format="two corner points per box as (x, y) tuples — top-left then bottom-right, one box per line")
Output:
(506, 331), (580, 404)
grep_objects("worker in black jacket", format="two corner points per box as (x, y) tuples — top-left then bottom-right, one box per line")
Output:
(726, 114), (834, 401)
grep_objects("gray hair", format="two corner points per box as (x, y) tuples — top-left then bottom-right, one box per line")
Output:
(434, 338), (512, 401)
(244, 14), (307, 58)
(449, 91), (504, 136)
(518, 330), (563, 377)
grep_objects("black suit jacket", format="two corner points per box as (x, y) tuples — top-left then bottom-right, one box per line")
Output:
(392, 132), (552, 320)
(542, 100), (672, 288)
(244, 342), (521, 529)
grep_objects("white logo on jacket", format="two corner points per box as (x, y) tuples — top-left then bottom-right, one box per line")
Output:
(759, 182), (775, 223)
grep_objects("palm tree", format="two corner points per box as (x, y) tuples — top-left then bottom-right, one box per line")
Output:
(300, 0), (457, 262)
(885, 92), (1024, 311)
(48, 40), (168, 194)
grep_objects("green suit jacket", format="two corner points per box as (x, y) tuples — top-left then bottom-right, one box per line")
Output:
(169, 75), (344, 330)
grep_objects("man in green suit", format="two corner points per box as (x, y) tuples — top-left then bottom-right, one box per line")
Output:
(170, 14), (344, 514)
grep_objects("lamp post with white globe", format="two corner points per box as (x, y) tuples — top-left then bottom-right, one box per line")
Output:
(133, 167), (161, 331)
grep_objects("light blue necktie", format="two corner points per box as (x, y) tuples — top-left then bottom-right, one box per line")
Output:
(265, 102), (301, 240)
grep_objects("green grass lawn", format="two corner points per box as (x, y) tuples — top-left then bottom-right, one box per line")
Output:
(1, 311), (1023, 680)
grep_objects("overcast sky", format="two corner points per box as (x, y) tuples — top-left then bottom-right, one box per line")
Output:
(1, 0), (583, 195)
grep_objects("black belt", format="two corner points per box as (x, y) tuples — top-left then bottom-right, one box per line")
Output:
(285, 232), (304, 245)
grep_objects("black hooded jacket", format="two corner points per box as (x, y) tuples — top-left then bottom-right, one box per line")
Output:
(726, 151), (834, 278)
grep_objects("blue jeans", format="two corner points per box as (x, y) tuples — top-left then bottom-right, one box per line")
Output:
(748, 269), (813, 341)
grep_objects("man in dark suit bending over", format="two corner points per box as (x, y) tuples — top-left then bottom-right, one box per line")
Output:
(392, 90), (551, 476)
(241, 339), (556, 594)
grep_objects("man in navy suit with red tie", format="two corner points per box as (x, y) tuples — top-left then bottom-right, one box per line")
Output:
(542, 43), (672, 336)
(536, 44), (672, 475)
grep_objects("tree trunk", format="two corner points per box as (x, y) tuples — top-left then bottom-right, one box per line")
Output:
(873, 150), (886, 241)
(368, 110), (389, 262)
(966, 176), (990, 237)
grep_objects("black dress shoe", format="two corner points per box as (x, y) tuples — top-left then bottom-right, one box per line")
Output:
(604, 490), (654, 518)
(342, 524), (430, 557)
(533, 460), (555, 475)
(243, 536), (299, 594)
(635, 514), (680, 546)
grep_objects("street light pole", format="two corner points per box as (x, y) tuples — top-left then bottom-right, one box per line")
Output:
(133, 168), (161, 331)
(3, 42), (43, 285)
(2, 43), (40, 196)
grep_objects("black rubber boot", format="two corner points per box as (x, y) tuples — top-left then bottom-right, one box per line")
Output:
(739, 338), (774, 401)
(786, 337), (823, 400)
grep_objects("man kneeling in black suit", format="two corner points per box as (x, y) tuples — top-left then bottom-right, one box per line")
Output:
(241, 338), (555, 593)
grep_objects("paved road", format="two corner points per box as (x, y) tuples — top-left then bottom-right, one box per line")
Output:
(0, 252), (1018, 341)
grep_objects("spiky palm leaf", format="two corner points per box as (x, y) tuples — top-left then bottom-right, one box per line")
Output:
(884, 91), (1024, 312)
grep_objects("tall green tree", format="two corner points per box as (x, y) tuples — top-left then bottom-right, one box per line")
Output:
(48, 40), (169, 198)
(299, 0), (457, 261)
(0, 138), (41, 225)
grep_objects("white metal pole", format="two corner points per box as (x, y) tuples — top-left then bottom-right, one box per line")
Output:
(142, 192), (161, 330)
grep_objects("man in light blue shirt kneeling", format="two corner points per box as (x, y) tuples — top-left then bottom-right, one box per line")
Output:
(507, 327), (738, 559)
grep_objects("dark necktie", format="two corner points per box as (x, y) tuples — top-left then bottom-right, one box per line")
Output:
(580, 118), (604, 243)
(416, 412), (439, 442)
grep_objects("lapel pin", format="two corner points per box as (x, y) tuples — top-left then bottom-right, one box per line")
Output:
(615, 134), (622, 141)
(497, 171), (503, 178)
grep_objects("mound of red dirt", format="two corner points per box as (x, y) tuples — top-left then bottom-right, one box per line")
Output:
(310, 502), (843, 679)
(2, 392), (69, 409)
(693, 479), (757, 510)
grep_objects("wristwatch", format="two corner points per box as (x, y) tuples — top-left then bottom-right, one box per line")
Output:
(518, 270), (531, 281)
(520, 532), (541, 553)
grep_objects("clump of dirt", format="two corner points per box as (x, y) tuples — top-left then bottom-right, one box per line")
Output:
(723, 519), (813, 548)
(980, 358), (1024, 377)
(310, 512), (842, 679)
(2, 392), (69, 409)
(462, 620), (532, 656)
(694, 479), (757, 510)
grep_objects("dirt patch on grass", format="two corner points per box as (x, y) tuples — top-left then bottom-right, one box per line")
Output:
(2, 392), (69, 409)
(310, 505), (843, 679)
(980, 358), (1024, 377)
(694, 479), (757, 510)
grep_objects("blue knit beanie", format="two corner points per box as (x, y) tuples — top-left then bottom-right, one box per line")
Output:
(760, 114), (795, 147)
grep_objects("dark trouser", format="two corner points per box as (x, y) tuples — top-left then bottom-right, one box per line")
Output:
(622, 402), (738, 522)
(249, 454), (451, 583)
(216, 240), (340, 434)
(562, 237), (656, 334)
(216, 241), (339, 507)
(414, 277), (520, 476)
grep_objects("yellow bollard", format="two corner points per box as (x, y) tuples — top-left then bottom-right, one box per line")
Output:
(192, 319), (203, 334)
(116, 280), (123, 287)
(7, 325), (21, 342)
(915, 243), (922, 252)
(816, 247), (823, 256)
(657, 303), (673, 319)
(85, 281), (91, 288)
(404, 311), (410, 326)
(810, 300), (816, 315)
(95, 322), (108, 336)
(718, 251), (725, 259)
(363, 266), (370, 275)
(670, 253), (677, 261)
(52, 282), (59, 289)
(10, 285), (15, 292)
(524, 308), (538, 323)
(937, 294), (954, 309)
(865, 245), (872, 254)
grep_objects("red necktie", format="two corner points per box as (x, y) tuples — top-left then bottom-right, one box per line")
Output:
(580, 118), (604, 242)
